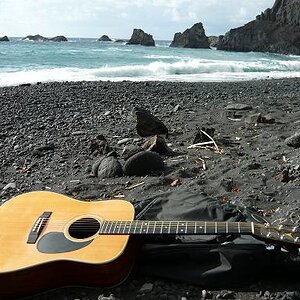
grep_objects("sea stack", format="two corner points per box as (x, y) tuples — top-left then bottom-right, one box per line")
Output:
(0, 36), (9, 42)
(22, 34), (68, 42)
(98, 35), (112, 42)
(127, 29), (155, 46)
(217, 0), (300, 55)
(170, 22), (210, 48)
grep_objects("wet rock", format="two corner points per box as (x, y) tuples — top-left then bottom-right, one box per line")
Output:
(135, 107), (168, 138)
(50, 36), (68, 42)
(127, 29), (155, 46)
(98, 156), (123, 179)
(285, 131), (300, 148)
(123, 151), (164, 176)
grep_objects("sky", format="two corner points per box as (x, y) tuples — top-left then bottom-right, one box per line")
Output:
(0, 0), (275, 40)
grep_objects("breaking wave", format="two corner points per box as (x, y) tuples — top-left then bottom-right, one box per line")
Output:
(1, 58), (300, 86)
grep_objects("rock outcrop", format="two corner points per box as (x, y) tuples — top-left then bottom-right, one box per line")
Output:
(127, 29), (155, 46)
(98, 35), (112, 42)
(170, 23), (210, 48)
(23, 34), (68, 42)
(50, 36), (68, 42)
(217, 0), (300, 55)
(208, 36), (219, 48)
(0, 36), (9, 42)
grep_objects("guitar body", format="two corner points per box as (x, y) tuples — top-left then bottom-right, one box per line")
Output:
(0, 191), (135, 299)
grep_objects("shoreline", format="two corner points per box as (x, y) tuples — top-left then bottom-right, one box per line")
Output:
(1, 74), (300, 89)
(0, 78), (300, 299)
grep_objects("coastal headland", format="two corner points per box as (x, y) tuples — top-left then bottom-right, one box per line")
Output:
(0, 78), (299, 299)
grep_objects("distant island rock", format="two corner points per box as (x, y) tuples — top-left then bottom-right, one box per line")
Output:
(114, 39), (126, 43)
(217, 0), (300, 55)
(127, 29), (155, 46)
(22, 34), (68, 42)
(0, 36), (9, 42)
(98, 35), (112, 42)
(170, 22), (210, 48)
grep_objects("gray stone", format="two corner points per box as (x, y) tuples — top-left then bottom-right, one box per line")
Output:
(170, 23), (210, 48)
(285, 131), (300, 148)
(123, 151), (164, 176)
(244, 113), (262, 125)
(3, 182), (16, 191)
(225, 103), (252, 110)
(139, 283), (153, 293)
(98, 156), (123, 179)
(117, 138), (132, 145)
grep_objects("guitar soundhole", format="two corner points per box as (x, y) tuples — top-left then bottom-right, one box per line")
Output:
(68, 217), (100, 240)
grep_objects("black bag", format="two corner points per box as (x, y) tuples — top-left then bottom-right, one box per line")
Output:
(133, 191), (300, 289)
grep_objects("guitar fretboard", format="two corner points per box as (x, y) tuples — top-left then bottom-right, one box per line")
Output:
(99, 221), (255, 235)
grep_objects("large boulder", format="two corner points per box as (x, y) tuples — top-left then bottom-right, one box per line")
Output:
(98, 35), (112, 42)
(22, 34), (67, 42)
(127, 29), (155, 46)
(170, 23), (210, 48)
(217, 0), (300, 55)
(0, 36), (9, 42)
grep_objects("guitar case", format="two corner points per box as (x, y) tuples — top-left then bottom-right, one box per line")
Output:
(133, 191), (300, 289)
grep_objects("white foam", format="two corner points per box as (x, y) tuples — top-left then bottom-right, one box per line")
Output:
(1, 58), (300, 87)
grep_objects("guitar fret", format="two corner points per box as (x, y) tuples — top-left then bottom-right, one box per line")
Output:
(153, 221), (156, 234)
(100, 220), (254, 235)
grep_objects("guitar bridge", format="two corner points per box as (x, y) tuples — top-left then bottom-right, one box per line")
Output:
(27, 212), (52, 244)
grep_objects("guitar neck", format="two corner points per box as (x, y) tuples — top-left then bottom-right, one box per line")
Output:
(99, 221), (255, 235)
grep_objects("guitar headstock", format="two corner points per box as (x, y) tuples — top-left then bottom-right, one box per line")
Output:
(255, 223), (300, 248)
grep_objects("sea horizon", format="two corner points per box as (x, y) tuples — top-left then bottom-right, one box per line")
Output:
(1, 37), (300, 87)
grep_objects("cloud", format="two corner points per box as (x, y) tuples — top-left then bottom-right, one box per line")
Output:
(0, 0), (276, 38)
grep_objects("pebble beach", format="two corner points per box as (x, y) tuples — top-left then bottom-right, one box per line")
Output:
(0, 78), (300, 299)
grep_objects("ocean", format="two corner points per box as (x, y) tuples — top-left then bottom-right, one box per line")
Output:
(1, 37), (300, 86)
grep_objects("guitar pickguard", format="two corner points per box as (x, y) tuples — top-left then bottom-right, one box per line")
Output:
(37, 232), (93, 254)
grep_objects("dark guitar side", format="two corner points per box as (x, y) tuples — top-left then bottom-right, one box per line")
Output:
(0, 240), (137, 299)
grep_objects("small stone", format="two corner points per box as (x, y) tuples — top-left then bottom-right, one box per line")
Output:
(3, 182), (16, 191)
(225, 103), (252, 110)
(72, 131), (86, 135)
(104, 111), (111, 116)
(139, 283), (153, 293)
(285, 132), (300, 148)
(117, 138), (132, 145)
(98, 157), (123, 179)
(244, 113), (262, 125)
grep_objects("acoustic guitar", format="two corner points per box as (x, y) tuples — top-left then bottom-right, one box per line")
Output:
(0, 191), (299, 299)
